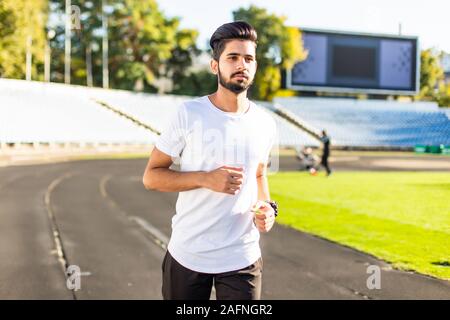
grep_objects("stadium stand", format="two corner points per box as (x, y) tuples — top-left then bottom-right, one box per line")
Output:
(274, 97), (450, 148)
(89, 88), (188, 134)
(256, 101), (319, 147)
(0, 79), (318, 149)
(0, 79), (157, 146)
(5, 79), (448, 151)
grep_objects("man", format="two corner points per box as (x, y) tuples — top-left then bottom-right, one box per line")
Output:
(142, 21), (278, 300)
(319, 130), (331, 176)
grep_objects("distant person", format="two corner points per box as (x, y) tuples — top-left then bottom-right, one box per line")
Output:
(142, 21), (278, 300)
(319, 130), (332, 176)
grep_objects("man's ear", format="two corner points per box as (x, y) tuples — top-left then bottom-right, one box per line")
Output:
(210, 59), (218, 75)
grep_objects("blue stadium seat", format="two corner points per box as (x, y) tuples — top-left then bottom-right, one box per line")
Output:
(274, 97), (450, 147)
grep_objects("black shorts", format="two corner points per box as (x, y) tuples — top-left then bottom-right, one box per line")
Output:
(162, 250), (263, 300)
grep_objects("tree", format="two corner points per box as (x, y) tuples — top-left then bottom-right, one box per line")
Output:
(170, 69), (216, 96)
(417, 49), (449, 107)
(166, 30), (201, 95)
(107, 0), (199, 92)
(418, 49), (444, 100)
(233, 5), (307, 101)
(47, 0), (200, 92)
(437, 82), (450, 107)
(0, 0), (48, 80)
(48, 0), (104, 85)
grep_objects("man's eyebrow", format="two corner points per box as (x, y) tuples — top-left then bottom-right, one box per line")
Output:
(226, 52), (255, 58)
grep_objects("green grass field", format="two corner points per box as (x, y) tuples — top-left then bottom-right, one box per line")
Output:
(268, 171), (450, 280)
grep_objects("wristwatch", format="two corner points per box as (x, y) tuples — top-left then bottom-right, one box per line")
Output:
(264, 200), (278, 217)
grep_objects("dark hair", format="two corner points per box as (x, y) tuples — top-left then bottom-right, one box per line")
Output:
(209, 21), (257, 61)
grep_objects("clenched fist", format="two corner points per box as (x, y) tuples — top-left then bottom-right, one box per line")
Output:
(251, 200), (275, 233)
(203, 165), (245, 195)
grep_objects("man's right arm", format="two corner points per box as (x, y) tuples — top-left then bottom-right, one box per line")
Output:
(142, 147), (244, 194)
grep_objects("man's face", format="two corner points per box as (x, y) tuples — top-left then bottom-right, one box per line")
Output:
(211, 40), (257, 94)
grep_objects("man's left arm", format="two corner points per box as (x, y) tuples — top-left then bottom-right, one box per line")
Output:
(253, 162), (276, 233)
(256, 162), (271, 201)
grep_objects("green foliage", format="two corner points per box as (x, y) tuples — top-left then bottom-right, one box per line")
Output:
(108, 0), (176, 90)
(418, 49), (444, 100)
(164, 28), (208, 96)
(436, 81), (450, 107)
(49, 0), (103, 85)
(0, 0), (47, 79)
(170, 69), (217, 96)
(417, 49), (450, 107)
(46, 0), (200, 92)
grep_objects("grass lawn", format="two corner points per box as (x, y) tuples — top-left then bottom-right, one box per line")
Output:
(268, 171), (450, 280)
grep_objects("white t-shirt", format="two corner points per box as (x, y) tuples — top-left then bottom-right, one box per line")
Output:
(155, 95), (277, 273)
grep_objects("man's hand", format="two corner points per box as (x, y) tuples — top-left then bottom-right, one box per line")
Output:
(251, 200), (275, 233)
(203, 165), (245, 195)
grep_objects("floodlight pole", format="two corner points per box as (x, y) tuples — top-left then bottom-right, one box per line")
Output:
(102, 0), (109, 89)
(64, 0), (71, 84)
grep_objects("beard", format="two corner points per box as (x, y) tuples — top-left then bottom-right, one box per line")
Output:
(218, 67), (253, 94)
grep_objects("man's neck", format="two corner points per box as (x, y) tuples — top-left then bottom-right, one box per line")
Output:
(208, 87), (249, 114)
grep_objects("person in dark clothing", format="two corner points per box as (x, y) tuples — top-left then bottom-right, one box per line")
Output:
(319, 130), (332, 176)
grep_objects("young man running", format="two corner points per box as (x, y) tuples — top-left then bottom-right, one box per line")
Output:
(142, 21), (278, 300)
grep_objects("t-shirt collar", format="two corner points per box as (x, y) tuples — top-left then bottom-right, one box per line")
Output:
(204, 95), (252, 119)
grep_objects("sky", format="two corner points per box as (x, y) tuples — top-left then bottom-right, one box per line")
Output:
(158, 0), (450, 52)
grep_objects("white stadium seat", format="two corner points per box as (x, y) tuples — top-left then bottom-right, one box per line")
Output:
(0, 79), (157, 145)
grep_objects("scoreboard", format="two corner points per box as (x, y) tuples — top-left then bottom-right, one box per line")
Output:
(286, 28), (419, 95)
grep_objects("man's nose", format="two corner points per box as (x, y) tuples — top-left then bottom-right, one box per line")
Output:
(236, 57), (248, 70)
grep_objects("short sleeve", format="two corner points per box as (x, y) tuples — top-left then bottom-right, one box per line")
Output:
(155, 103), (187, 158)
(260, 118), (277, 164)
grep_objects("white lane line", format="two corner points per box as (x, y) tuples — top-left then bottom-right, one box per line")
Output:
(45, 172), (74, 268)
(99, 174), (169, 249)
(44, 171), (77, 300)
(99, 174), (112, 198)
(129, 216), (169, 250)
(99, 174), (217, 299)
